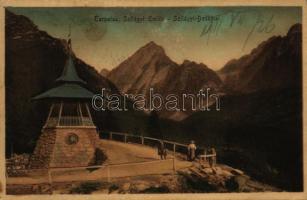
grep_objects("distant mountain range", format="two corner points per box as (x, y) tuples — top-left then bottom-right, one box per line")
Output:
(108, 41), (222, 120)
(107, 23), (301, 119)
(218, 23), (302, 93)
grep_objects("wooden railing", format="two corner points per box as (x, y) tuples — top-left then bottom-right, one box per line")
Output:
(44, 116), (94, 127)
(47, 158), (176, 183)
(99, 131), (217, 162)
(7, 158), (177, 194)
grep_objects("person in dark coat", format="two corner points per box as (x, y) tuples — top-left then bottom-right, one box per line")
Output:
(157, 140), (167, 160)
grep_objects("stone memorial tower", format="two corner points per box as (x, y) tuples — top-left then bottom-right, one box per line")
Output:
(29, 40), (99, 169)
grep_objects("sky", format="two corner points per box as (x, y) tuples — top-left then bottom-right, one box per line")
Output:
(8, 7), (301, 71)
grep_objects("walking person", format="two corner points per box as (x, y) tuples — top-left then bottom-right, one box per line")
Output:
(187, 140), (197, 161)
(157, 140), (167, 160)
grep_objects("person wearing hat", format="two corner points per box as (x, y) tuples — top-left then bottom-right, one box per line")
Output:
(187, 140), (197, 161)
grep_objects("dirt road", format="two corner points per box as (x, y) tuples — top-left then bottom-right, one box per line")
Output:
(7, 140), (192, 184)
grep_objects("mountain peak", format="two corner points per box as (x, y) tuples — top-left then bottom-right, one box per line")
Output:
(182, 59), (193, 65)
(100, 68), (110, 77)
(145, 41), (160, 47)
(139, 41), (165, 54)
(182, 59), (209, 69)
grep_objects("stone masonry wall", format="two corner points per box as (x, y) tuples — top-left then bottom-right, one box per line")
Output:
(49, 128), (99, 168)
(29, 129), (56, 169)
(29, 127), (99, 169)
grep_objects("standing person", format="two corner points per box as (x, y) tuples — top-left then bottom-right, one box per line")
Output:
(187, 140), (197, 161)
(157, 140), (167, 160)
(163, 145), (167, 159)
(211, 147), (217, 167)
(208, 147), (217, 167)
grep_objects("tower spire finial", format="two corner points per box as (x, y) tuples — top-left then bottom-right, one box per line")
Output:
(67, 24), (72, 52)
(68, 23), (71, 38)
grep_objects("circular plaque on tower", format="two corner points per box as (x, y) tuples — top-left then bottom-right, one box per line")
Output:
(66, 133), (79, 145)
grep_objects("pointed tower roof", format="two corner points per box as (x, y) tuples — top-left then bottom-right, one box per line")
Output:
(55, 55), (86, 84)
(32, 39), (94, 100)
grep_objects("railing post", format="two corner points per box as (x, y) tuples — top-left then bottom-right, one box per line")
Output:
(48, 169), (53, 194)
(107, 165), (111, 182)
(172, 157), (176, 174)
(213, 152), (217, 166)
(173, 144), (176, 156)
(124, 134), (127, 143)
(109, 132), (113, 140)
(173, 144), (176, 176)
(141, 136), (144, 145)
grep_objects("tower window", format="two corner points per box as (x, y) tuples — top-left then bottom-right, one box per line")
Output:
(66, 133), (79, 145)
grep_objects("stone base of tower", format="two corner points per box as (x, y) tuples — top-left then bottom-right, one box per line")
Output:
(29, 127), (100, 169)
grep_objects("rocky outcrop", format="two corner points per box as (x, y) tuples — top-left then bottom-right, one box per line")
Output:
(180, 164), (279, 192)
(6, 154), (30, 176)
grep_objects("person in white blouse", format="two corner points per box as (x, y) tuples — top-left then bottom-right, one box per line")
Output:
(187, 140), (197, 161)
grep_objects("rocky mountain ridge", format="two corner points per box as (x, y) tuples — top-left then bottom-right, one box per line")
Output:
(218, 23), (302, 93)
(108, 41), (223, 120)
